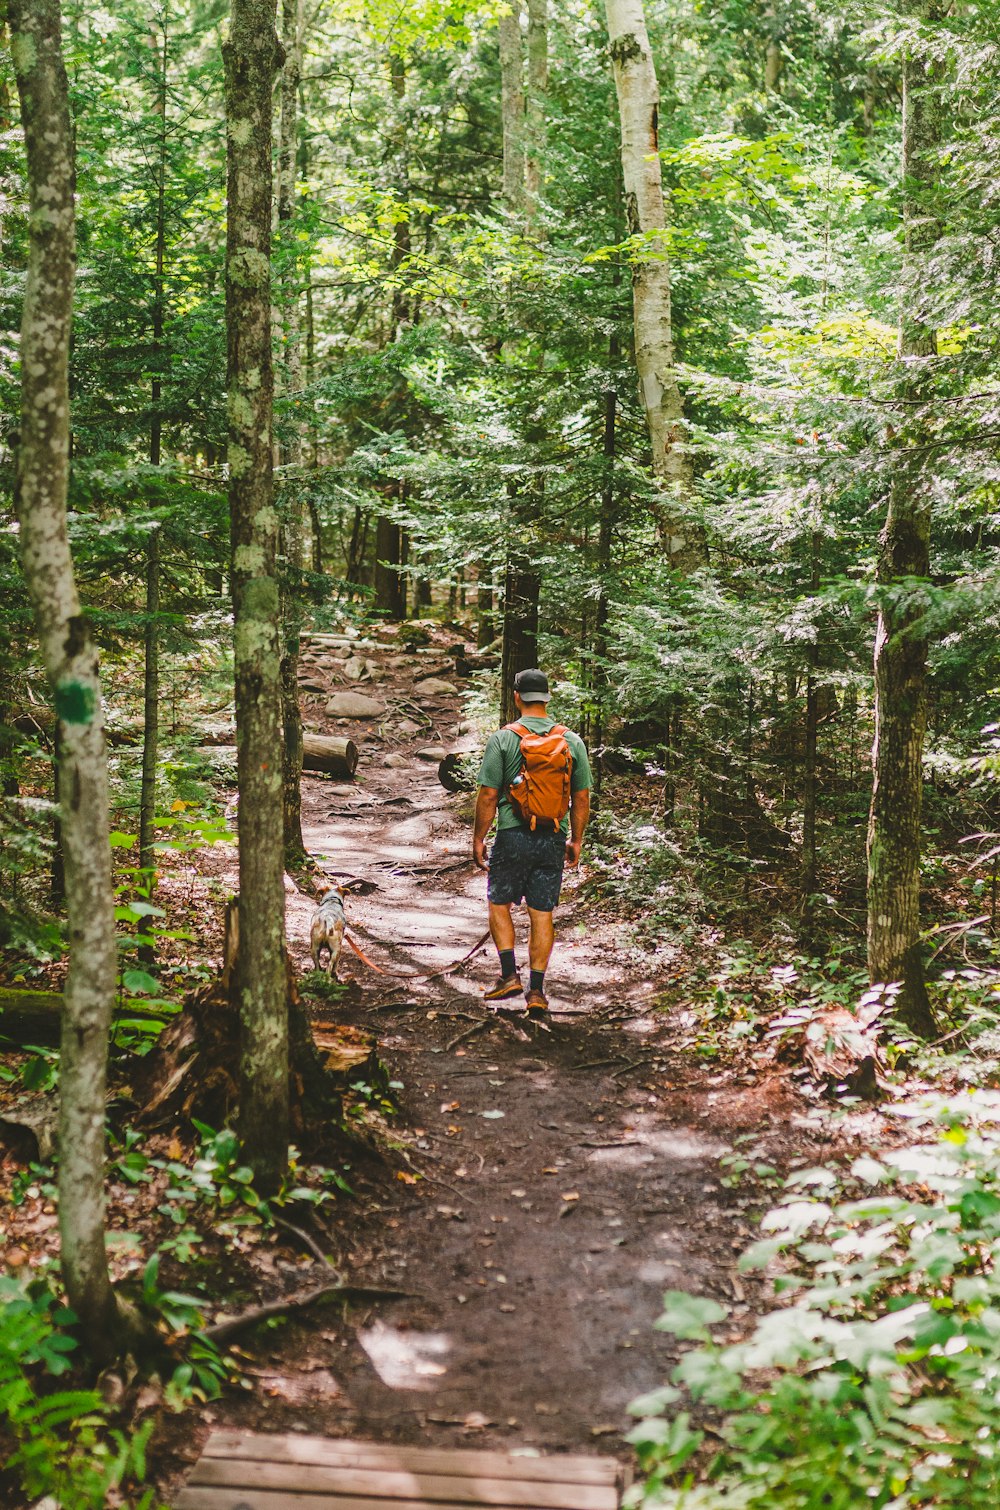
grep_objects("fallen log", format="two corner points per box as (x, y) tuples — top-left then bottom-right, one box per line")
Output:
(195, 733), (358, 781)
(0, 987), (167, 1048)
(302, 733), (359, 778)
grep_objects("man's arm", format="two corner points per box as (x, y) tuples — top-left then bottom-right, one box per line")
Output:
(566, 788), (590, 867)
(473, 786), (499, 871)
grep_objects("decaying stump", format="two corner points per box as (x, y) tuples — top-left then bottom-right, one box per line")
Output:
(134, 899), (372, 1134)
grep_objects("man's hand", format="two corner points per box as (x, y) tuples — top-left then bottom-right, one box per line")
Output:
(473, 836), (490, 872)
(565, 838), (582, 868)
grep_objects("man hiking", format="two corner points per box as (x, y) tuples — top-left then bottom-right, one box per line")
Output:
(473, 668), (592, 1016)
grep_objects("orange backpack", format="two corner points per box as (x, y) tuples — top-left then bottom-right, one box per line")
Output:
(505, 722), (573, 832)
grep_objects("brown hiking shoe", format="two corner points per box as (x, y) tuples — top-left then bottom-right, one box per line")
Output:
(525, 987), (549, 1017)
(484, 973), (523, 1002)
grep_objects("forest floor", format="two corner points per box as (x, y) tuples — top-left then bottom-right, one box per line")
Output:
(149, 625), (889, 1498)
(0, 622), (900, 1505)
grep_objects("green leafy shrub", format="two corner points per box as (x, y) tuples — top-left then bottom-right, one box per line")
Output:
(0, 1275), (153, 1509)
(628, 1092), (1000, 1508)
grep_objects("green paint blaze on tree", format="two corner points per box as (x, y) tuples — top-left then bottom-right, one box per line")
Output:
(54, 679), (96, 725)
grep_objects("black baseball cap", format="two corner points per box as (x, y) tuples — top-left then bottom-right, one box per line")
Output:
(514, 668), (550, 701)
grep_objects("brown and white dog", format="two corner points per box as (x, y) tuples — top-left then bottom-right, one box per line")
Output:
(310, 885), (346, 976)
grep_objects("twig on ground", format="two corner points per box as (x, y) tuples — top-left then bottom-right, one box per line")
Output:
(205, 1282), (415, 1343)
(570, 1057), (626, 1072)
(579, 1139), (643, 1149)
(612, 1056), (654, 1079)
(446, 1019), (492, 1051)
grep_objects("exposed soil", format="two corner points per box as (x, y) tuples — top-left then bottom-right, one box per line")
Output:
(152, 626), (841, 1499)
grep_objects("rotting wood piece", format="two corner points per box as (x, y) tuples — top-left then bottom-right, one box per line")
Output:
(134, 900), (346, 1131)
(0, 986), (170, 1048)
(303, 733), (359, 778)
(177, 1430), (626, 1509)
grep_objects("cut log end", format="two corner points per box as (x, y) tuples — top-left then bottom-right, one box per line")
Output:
(302, 734), (359, 778)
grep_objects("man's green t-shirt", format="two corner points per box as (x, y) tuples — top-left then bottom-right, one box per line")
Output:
(477, 716), (592, 835)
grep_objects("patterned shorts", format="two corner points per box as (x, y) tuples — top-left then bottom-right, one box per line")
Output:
(487, 827), (567, 912)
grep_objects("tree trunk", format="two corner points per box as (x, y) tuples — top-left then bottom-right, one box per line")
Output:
(604, 0), (701, 569)
(139, 15), (169, 943)
(374, 512), (406, 618)
(498, 0), (525, 213)
(224, 0), (289, 1188)
(801, 531), (820, 928)
(525, 0), (547, 232)
(866, 16), (939, 1039)
(499, 560), (540, 726)
(278, 0), (306, 869)
(591, 370), (617, 805)
(9, 0), (121, 1358)
(476, 565), (494, 647)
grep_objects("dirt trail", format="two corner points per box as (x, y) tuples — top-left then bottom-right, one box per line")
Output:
(198, 631), (766, 1472)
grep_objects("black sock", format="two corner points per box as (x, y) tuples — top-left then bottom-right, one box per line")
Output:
(530, 968), (545, 993)
(499, 949), (516, 979)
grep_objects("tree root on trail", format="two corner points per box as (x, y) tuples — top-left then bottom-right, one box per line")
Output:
(205, 1281), (417, 1344)
(272, 1213), (340, 1270)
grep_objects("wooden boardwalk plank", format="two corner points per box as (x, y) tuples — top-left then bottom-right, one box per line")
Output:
(190, 1457), (617, 1509)
(177, 1491), (596, 1510)
(176, 1431), (628, 1510)
(201, 1433), (622, 1487)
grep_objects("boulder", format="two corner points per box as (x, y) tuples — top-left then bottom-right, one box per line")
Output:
(383, 752), (409, 769)
(416, 746), (449, 763)
(415, 678), (456, 697)
(343, 655), (370, 682)
(325, 692), (384, 718)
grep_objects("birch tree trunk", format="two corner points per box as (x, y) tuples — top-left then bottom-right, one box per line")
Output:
(499, 0), (525, 214)
(866, 18), (940, 1039)
(277, 0), (306, 868)
(8, 0), (121, 1357)
(139, 15), (169, 935)
(525, 0), (546, 233)
(224, 0), (289, 1188)
(604, 0), (701, 570)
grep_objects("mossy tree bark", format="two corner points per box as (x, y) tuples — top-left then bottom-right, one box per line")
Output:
(866, 14), (941, 1039)
(277, 0), (306, 868)
(8, 0), (123, 1359)
(224, 0), (289, 1188)
(604, 0), (702, 570)
(138, 14), (169, 942)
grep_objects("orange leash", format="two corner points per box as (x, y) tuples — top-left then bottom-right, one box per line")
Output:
(344, 928), (492, 982)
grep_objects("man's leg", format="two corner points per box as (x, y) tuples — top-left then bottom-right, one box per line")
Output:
(489, 900), (516, 954)
(484, 900), (521, 999)
(526, 906), (555, 979)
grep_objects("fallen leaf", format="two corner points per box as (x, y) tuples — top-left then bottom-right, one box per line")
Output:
(396, 1171), (419, 1184)
(481, 1110), (505, 1120)
(542, 1167), (559, 1175)
(534, 1401), (559, 1415)
(511, 1187), (527, 1198)
(499, 1303), (515, 1313)
(440, 1101), (460, 1113)
(167, 1137), (184, 1160)
(590, 1424), (618, 1437)
(560, 1191), (580, 1202)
